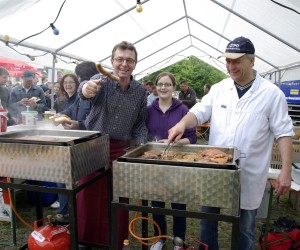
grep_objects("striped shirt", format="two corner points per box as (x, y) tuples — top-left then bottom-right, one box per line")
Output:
(78, 74), (148, 145)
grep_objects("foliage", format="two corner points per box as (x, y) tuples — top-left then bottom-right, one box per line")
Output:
(142, 56), (228, 98)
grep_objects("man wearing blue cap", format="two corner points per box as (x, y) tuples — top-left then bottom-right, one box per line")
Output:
(10, 70), (46, 123)
(167, 37), (294, 249)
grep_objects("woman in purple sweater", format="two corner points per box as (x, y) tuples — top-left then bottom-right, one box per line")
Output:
(146, 72), (197, 250)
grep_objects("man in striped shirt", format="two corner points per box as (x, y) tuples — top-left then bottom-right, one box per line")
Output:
(77, 41), (147, 250)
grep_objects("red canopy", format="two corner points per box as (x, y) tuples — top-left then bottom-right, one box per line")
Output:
(0, 57), (38, 78)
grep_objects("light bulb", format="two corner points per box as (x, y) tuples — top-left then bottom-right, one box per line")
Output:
(3, 34), (9, 45)
(136, 4), (143, 12)
(27, 54), (35, 61)
(50, 23), (60, 35)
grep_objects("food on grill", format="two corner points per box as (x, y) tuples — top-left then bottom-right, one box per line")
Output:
(139, 148), (233, 164)
(142, 150), (162, 159)
(53, 115), (71, 123)
(95, 62), (120, 81)
(200, 148), (232, 163)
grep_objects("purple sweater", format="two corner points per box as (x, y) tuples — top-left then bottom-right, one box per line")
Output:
(146, 98), (197, 144)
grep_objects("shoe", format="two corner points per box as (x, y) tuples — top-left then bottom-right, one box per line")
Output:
(150, 240), (165, 250)
(50, 201), (60, 209)
(0, 211), (10, 222)
(56, 214), (69, 225)
(174, 246), (181, 250)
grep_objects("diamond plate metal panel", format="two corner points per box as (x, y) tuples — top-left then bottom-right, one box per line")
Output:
(113, 161), (240, 215)
(0, 133), (109, 189)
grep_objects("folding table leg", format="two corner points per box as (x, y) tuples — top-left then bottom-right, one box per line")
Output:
(263, 182), (274, 250)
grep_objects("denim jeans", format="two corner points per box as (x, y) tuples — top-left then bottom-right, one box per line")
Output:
(152, 201), (186, 242)
(199, 206), (257, 250)
(57, 183), (68, 215)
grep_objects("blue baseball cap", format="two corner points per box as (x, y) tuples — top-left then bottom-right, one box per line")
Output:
(22, 70), (35, 80)
(219, 36), (255, 59)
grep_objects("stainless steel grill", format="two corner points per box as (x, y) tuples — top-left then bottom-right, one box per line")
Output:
(0, 129), (109, 189)
(113, 143), (241, 215)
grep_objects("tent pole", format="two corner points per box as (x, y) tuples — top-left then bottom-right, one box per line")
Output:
(50, 53), (56, 111)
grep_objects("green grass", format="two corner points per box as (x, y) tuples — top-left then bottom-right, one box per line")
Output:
(0, 190), (299, 249)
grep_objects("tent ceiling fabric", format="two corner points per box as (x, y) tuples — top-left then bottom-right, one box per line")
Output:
(0, 0), (299, 80)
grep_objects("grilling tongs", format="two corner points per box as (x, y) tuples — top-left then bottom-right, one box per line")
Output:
(161, 141), (175, 159)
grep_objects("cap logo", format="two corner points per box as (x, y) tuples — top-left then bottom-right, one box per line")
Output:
(227, 43), (241, 52)
(228, 44), (239, 48)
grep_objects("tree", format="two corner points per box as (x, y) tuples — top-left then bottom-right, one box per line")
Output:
(144, 56), (228, 97)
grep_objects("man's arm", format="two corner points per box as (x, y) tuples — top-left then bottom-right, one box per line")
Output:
(276, 136), (292, 195)
(168, 112), (198, 142)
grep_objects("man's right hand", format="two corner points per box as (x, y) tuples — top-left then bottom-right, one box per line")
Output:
(82, 79), (104, 98)
(168, 112), (198, 142)
(19, 98), (29, 105)
(168, 122), (186, 142)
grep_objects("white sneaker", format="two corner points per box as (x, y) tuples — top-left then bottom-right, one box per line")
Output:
(174, 246), (181, 250)
(0, 211), (10, 222)
(50, 201), (60, 209)
(150, 241), (165, 250)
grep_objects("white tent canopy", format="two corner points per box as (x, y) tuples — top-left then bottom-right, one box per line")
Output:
(0, 0), (300, 81)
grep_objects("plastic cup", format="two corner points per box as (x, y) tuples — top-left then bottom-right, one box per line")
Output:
(44, 110), (56, 122)
(21, 111), (38, 126)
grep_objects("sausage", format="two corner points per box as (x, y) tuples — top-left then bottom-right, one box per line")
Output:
(95, 62), (120, 81)
(53, 115), (71, 123)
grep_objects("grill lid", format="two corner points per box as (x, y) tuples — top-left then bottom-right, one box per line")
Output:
(0, 129), (102, 146)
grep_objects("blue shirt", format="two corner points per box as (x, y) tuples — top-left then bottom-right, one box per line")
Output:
(61, 95), (91, 130)
(10, 84), (46, 123)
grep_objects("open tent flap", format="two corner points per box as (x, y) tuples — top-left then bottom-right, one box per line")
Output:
(0, 0), (299, 81)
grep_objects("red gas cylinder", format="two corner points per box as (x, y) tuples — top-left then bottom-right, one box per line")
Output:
(28, 215), (70, 250)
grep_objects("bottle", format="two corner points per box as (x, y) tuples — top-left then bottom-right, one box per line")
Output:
(122, 239), (130, 250)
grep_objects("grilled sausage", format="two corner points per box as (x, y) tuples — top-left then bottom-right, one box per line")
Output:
(95, 62), (120, 81)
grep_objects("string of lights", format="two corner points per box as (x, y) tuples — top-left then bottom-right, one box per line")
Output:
(56, 56), (80, 65)
(1, 0), (67, 61)
(6, 45), (48, 61)
(14, 0), (67, 46)
(2, 0), (143, 63)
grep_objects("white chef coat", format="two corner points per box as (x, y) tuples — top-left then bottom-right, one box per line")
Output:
(190, 72), (294, 209)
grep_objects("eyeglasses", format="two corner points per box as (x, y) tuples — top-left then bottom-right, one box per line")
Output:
(156, 82), (173, 88)
(113, 57), (136, 64)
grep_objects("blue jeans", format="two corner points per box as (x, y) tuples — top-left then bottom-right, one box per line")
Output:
(199, 206), (257, 250)
(152, 201), (186, 242)
(56, 183), (68, 215)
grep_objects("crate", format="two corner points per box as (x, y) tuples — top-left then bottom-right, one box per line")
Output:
(271, 141), (300, 169)
(289, 190), (300, 211)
